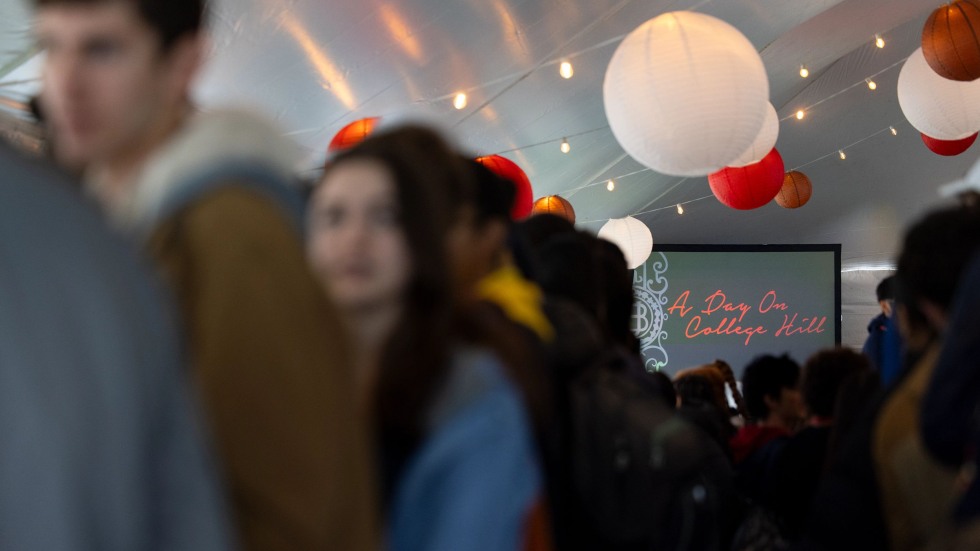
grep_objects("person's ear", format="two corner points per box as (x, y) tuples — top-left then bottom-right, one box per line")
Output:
(479, 219), (508, 255)
(918, 299), (949, 333)
(763, 393), (779, 412)
(164, 33), (205, 103)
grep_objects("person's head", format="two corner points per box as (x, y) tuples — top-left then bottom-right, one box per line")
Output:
(307, 125), (466, 461)
(801, 348), (871, 420)
(896, 205), (980, 340)
(594, 238), (637, 350)
(674, 365), (729, 415)
(518, 213), (576, 252)
(875, 276), (896, 318)
(35, 0), (206, 167)
(308, 124), (458, 320)
(308, 158), (412, 315)
(535, 232), (602, 322)
(647, 370), (677, 409)
(444, 159), (513, 296)
(741, 354), (804, 428)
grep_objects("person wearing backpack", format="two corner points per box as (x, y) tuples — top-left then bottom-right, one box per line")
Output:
(530, 229), (738, 551)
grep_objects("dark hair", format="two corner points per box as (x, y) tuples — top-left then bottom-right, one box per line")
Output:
(35, 0), (206, 50)
(896, 206), (980, 333)
(875, 276), (896, 302)
(518, 213), (576, 252)
(675, 365), (729, 414)
(463, 159), (515, 226)
(801, 348), (871, 418)
(647, 370), (677, 409)
(320, 126), (467, 479)
(594, 239), (637, 351)
(741, 354), (800, 422)
(536, 232), (602, 321)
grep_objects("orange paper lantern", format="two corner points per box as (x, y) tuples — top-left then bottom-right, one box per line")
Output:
(475, 155), (534, 220)
(531, 195), (576, 224)
(328, 117), (380, 152)
(775, 171), (812, 209)
(922, 1), (980, 81)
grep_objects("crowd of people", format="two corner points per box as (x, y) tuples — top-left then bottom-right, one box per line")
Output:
(5, 0), (980, 549)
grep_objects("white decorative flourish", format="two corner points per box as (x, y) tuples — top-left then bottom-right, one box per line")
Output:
(632, 252), (670, 372)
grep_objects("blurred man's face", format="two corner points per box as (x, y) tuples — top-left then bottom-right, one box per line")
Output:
(36, 2), (193, 167)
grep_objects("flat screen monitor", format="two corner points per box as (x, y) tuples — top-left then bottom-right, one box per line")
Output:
(632, 245), (841, 377)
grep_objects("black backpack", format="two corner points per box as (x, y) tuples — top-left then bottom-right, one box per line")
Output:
(558, 349), (736, 551)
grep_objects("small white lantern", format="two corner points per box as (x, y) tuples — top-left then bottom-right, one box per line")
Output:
(729, 103), (779, 168)
(898, 47), (980, 141)
(603, 11), (770, 177)
(598, 216), (653, 270)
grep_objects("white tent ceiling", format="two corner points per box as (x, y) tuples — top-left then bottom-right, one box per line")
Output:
(1, 0), (965, 347)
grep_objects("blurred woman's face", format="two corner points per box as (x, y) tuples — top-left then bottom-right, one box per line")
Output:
(307, 159), (411, 312)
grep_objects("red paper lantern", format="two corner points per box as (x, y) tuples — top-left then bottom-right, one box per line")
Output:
(531, 195), (576, 224)
(921, 132), (979, 156)
(475, 155), (534, 220)
(922, 0), (980, 82)
(328, 117), (380, 153)
(707, 148), (785, 210)
(775, 171), (812, 209)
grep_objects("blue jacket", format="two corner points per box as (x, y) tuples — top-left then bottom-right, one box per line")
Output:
(387, 348), (542, 551)
(863, 313), (902, 387)
(0, 144), (233, 550)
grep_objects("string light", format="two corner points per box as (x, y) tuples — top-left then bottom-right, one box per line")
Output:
(560, 137), (571, 153)
(559, 61), (574, 79)
(875, 34), (885, 49)
(799, 65), (809, 78)
(796, 109), (806, 120)
(567, 124), (903, 224)
(453, 92), (468, 110)
(607, 179), (616, 191)
(866, 78), (877, 90)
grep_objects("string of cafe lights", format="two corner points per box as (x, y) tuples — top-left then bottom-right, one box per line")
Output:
(473, 33), (901, 157)
(571, 121), (905, 225)
(485, 41), (911, 213)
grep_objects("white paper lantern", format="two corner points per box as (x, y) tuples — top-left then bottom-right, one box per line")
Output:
(898, 48), (980, 141)
(598, 217), (653, 270)
(603, 11), (770, 177)
(729, 103), (779, 168)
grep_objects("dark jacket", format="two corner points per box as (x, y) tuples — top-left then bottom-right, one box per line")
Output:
(862, 313), (889, 368)
(922, 252), (980, 521)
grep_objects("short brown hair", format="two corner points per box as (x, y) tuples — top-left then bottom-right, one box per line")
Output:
(36, 0), (206, 50)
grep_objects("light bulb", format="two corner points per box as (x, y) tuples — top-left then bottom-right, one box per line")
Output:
(677, 204), (684, 215)
(453, 92), (467, 110)
(606, 179), (615, 192)
(796, 109), (806, 120)
(559, 61), (574, 79)
(866, 78), (877, 90)
(890, 126), (898, 136)
(839, 149), (846, 160)
(560, 138), (570, 153)
(875, 34), (885, 49)
(799, 65), (809, 78)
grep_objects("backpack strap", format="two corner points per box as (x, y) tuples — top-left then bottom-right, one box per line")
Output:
(137, 161), (306, 241)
